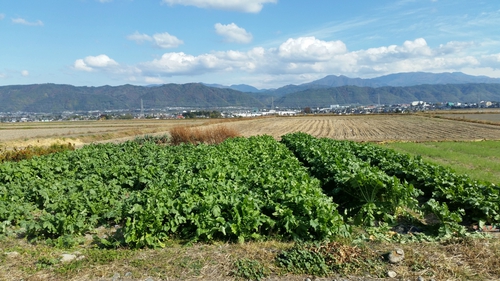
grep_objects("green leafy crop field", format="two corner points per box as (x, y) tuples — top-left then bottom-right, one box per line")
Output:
(1, 131), (499, 280)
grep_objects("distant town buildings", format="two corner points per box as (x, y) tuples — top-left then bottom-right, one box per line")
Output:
(1, 100), (498, 122)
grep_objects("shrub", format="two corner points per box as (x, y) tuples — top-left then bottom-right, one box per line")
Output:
(0, 143), (75, 163)
(169, 125), (240, 145)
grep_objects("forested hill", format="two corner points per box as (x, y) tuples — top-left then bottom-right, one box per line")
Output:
(1, 82), (500, 112)
(0, 83), (264, 112)
(273, 84), (500, 108)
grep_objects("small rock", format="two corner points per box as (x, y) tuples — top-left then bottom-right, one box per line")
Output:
(112, 273), (120, 281)
(386, 248), (405, 264)
(417, 276), (425, 281)
(305, 278), (311, 281)
(144, 278), (154, 281)
(394, 225), (406, 234)
(387, 270), (397, 278)
(125, 272), (132, 277)
(5, 251), (20, 258)
(60, 254), (77, 263)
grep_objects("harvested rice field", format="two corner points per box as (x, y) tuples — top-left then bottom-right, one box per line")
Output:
(224, 114), (500, 142)
(2, 114), (500, 149)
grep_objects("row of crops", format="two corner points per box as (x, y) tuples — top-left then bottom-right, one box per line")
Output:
(281, 133), (499, 236)
(0, 133), (499, 248)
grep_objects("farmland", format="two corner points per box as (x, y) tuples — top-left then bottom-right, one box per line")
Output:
(1, 113), (500, 281)
(382, 140), (500, 184)
(2, 114), (500, 149)
(226, 114), (500, 141)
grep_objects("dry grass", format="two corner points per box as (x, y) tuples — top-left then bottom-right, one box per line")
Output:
(169, 125), (240, 145)
(1, 234), (499, 281)
(360, 237), (500, 280)
(0, 142), (75, 163)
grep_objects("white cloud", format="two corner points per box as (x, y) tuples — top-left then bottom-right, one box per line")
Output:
(437, 41), (476, 55)
(139, 52), (225, 75)
(356, 38), (434, 64)
(98, 0), (113, 2)
(12, 17), (44, 26)
(0, 14), (5, 20)
(144, 77), (165, 84)
(21, 70), (29, 77)
(153, 33), (184, 49)
(478, 53), (500, 69)
(215, 23), (253, 44)
(161, 0), (277, 13)
(127, 32), (152, 44)
(133, 37), (482, 79)
(0, 73), (6, 79)
(74, 60), (93, 72)
(74, 55), (119, 72)
(277, 37), (347, 62)
(127, 31), (183, 49)
(75, 36), (498, 87)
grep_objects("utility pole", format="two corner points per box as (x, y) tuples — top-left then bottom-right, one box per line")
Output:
(141, 99), (144, 118)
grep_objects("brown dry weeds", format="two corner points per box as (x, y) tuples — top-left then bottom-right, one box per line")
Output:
(169, 125), (240, 145)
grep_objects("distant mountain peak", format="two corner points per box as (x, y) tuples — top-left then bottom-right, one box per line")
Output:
(202, 83), (264, 93)
(305, 72), (500, 88)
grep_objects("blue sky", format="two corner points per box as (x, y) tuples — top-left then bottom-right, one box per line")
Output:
(1, 0), (500, 88)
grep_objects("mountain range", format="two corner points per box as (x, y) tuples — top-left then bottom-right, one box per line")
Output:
(1, 72), (500, 112)
(208, 72), (500, 94)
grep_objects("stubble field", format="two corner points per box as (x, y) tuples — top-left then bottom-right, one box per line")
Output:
(225, 114), (500, 141)
(2, 114), (500, 149)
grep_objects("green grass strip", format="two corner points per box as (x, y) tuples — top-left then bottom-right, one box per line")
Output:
(380, 140), (500, 185)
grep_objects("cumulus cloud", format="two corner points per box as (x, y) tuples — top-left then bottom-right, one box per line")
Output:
(215, 23), (253, 44)
(437, 41), (476, 55)
(478, 53), (500, 69)
(127, 32), (152, 44)
(74, 36), (494, 87)
(139, 52), (224, 75)
(21, 70), (29, 77)
(161, 0), (277, 13)
(277, 37), (347, 62)
(12, 17), (44, 26)
(153, 33), (184, 49)
(74, 55), (119, 72)
(357, 38), (434, 65)
(133, 36), (483, 80)
(127, 31), (183, 49)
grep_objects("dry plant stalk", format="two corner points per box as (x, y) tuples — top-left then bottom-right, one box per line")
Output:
(170, 125), (240, 145)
